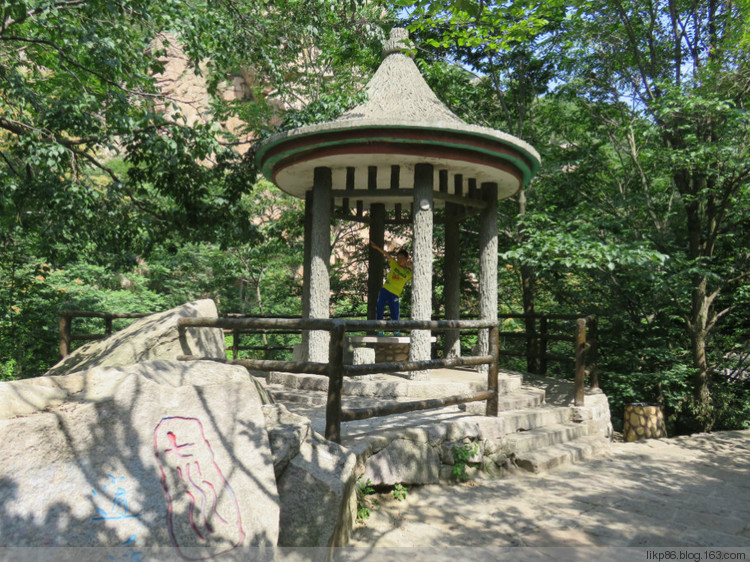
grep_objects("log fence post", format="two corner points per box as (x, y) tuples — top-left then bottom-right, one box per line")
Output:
(574, 317), (589, 407)
(486, 324), (499, 417)
(539, 315), (548, 375)
(59, 314), (72, 358)
(526, 313), (538, 374)
(587, 315), (599, 389)
(325, 323), (345, 443)
(232, 329), (240, 361)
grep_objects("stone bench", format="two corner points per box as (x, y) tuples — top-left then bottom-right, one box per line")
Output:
(346, 335), (437, 364)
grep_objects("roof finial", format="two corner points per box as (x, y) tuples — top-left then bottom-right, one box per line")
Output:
(383, 27), (416, 58)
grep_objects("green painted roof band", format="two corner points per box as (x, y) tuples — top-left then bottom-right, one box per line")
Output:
(257, 125), (541, 175)
(257, 125), (540, 187)
(269, 138), (531, 187)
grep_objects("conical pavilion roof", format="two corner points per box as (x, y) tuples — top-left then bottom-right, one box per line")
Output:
(338, 32), (465, 125)
(256, 28), (541, 205)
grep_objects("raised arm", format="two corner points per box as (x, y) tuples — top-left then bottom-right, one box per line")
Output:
(369, 240), (391, 260)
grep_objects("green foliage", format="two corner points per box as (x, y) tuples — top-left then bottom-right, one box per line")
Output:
(501, 211), (668, 274)
(0, 1), (390, 378)
(711, 379), (750, 431)
(389, 0), (750, 432)
(392, 483), (408, 501)
(0, 255), (64, 379)
(451, 441), (479, 481)
(355, 475), (377, 523)
(603, 359), (693, 435)
(0, 359), (18, 383)
(394, 0), (563, 53)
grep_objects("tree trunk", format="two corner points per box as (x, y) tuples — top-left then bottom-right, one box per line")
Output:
(517, 188), (538, 373)
(685, 212), (714, 429)
(680, 174), (715, 430)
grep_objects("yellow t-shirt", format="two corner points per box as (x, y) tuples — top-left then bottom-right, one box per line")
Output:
(382, 259), (412, 296)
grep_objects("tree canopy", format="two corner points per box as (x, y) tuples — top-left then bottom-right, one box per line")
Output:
(396, 0), (750, 431)
(2, 0), (749, 433)
(0, 0), (387, 377)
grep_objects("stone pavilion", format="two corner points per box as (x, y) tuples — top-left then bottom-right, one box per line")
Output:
(255, 28), (541, 373)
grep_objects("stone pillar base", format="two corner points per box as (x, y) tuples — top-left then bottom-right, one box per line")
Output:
(623, 403), (666, 441)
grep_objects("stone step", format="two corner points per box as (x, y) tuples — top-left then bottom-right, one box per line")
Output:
(267, 385), (327, 406)
(514, 435), (612, 474)
(267, 383), (543, 417)
(269, 390), (573, 448)
(266, 383), (432, 406)
(502, 406), (572, 433)
(459, 386), (546, 414)
(498, 374), (524, 394)
(268, 372), (328, 391)
(505, 422), (591, 455)
(267, 371), (522, 399)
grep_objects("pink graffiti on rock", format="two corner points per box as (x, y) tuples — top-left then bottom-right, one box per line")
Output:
(154, 417), (245, 559)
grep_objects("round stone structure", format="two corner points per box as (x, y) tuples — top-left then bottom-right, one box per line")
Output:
(257, 28), (539, 205)
(256, 28), (541, 374)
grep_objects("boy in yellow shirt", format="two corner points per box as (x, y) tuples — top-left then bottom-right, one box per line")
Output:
(370, 241), (413, 324)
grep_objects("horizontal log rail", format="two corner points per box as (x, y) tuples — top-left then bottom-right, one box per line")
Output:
(498, 312), (585, 320)
(177, 317), (499, 443)
(58, 311), (152, 319)
(494, 313), (598, 384)
(58, 311), (152, 357)
(58, 311), (305, 359)
(177, 355), (332, 376)
(177, 317), (498, 331)
(59, 310), (598, 425)
(344, 354), (495, 377)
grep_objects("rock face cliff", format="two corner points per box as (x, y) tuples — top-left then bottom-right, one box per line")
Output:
(153, 35), (265, 155)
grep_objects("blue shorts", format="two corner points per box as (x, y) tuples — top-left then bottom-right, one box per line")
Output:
(376, 288), (400, 321)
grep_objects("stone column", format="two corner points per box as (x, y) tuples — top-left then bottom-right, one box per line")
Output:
(307, 167), (332, 362)
(478, 182), (498, 374)
(299, 191), (314, 359)
(444, 202), (461, 358)
(367, 203), (386, 322)
(409, 163), (433, 379)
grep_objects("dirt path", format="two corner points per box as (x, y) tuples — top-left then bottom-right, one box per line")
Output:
(349, 430), (750, 550)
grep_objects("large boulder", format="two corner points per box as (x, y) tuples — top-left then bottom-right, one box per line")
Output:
(46, 299), (226, 377)
(263, 403), (357, 547)
(0, 360), (280, 553)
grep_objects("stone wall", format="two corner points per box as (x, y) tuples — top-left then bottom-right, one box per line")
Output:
(571, 389), (615, 440)
(356, 417), (513, 485)
(355, 390), (614, 486)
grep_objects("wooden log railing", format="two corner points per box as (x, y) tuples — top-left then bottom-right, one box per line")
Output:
(574, 316), (599, 406)
(496, 313), (598, 381)
(58, 311), (151, 358)
(59, 311), (598, 412)
(176, 317), (500, 443)
(57, 311), (303, 359)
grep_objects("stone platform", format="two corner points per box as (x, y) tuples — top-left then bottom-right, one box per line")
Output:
(265, 368), (613, 485)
